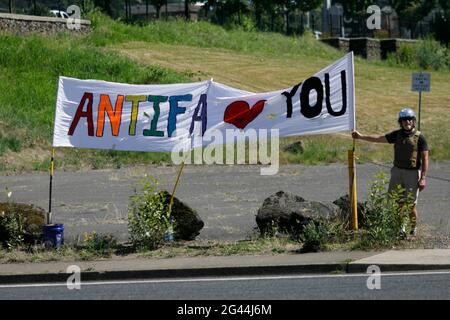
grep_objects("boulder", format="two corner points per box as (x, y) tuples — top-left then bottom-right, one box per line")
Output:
(282, 141), (304, 154)
(159, 191), (204, 241)
(332, 195), (366, 223)
(256, 191), (341, 236)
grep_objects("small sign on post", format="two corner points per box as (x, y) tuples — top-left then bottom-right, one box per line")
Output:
(412, 72), (430, 92)
(411, 72), (430, 130)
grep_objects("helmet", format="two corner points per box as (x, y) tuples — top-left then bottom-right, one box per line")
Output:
(398, 108), (416, 121)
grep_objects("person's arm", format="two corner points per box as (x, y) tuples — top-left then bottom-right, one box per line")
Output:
(352, 131), (388, 143)
(419, 150), (429, 191)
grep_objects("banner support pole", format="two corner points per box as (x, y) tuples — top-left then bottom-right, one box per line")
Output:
(169, 161), (185, 214)
(48, 147), (55, 225)
(348, 139), (358, 231)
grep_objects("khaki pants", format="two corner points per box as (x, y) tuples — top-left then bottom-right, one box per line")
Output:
(388, 166), (420, 204)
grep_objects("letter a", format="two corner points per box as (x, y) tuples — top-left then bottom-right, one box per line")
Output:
(366, 5), (381, 30)
(68, 92), (94, 136)
(366, 265), (381, 290)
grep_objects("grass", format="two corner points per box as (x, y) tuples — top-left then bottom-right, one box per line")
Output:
(0, 236), (300, 264)
(0, 32), (186, 171)
(1, 229), (446, 264)
(0, 13), (449, 172)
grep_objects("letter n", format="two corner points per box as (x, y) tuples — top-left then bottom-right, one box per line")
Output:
(96, 94), (125, 137)
(68, 92), (94, 136)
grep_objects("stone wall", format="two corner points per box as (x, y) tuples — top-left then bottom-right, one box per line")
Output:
(320, 37), (350, 53)
(349, 38), (380, 60)
(321, 37), (418, 60)
(379, 39), (418, 59)
(0, 13), (91, 35)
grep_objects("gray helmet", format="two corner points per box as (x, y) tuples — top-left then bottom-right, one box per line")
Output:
(398, 108), (416, 121)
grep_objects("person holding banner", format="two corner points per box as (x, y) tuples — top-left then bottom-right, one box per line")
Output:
(352, 108), (429, 238)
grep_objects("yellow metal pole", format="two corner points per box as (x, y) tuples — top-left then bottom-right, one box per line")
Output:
(165, 161), (185, 241)
(169, 161), (185, 216)
(348, 140), (358, 230)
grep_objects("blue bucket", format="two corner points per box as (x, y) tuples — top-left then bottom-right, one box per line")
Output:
(43, 224), (64, 249)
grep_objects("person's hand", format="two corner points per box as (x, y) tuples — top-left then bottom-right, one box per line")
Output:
(352, 131), (361, 140)
(418, 178), (426, 192)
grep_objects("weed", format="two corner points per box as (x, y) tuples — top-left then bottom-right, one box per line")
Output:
(354, 173), (414, 249)
(82, 231), (117, 257)
(128, 176), (172, 250)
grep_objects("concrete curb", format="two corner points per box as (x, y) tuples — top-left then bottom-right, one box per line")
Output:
(347, 263), (450, 273)
(1, 262), (450, 284)
(0, 263), (347, 284)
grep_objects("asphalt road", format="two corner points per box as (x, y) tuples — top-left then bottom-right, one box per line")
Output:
(1, 162), (449, 243)
(0, 271), (449, 300)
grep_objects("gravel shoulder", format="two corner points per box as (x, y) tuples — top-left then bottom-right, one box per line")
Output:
(1, 162), (449, 244)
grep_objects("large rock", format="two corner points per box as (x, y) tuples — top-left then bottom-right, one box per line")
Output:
(159, 191), (204, 241)
(282, 141), (304, 154)
(256, 191), (342, 236)
(332, 195), (366, 223)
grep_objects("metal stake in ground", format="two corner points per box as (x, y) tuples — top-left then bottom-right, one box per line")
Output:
(411, 72), (431, 131)
(166, 161), (186, 240)
(348, 139), (358, 230)
(48, 147), (55, 224)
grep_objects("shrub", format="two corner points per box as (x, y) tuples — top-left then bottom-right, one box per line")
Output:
(357, 173), (413, 248)
(415, 37), (449, 70)
(389, 43), (416, 68)
(0, 207), (25, 249)
(82, 231), (117, 257)
(300, 220), (329, 252)
(0, 199), (45, 248)
(299, 219), (348, 252)
(128, 176), (172, 250)
(388, 38), (449, 70)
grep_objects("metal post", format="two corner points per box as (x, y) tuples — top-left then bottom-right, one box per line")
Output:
(169, 161), (185, 216)
(418, 90), (422, 131)
(48, 147), (55, 225)
(165, 161), (186, 241)
(348, 141), (358, 230)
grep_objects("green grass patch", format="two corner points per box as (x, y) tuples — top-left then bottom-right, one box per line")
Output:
(0, 14), (449, 172)
(0, 33), (187, 172)
(86, 13), (340, 61)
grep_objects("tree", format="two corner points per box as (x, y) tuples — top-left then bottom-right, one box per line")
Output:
(151, 0), (166, 18)
(339, 0), (373, 19)
(297, 0), (321, 12)
(93, 0), (113, 16)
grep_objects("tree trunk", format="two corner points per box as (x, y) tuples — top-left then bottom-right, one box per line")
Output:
(285, 11), (290, 35)
(270, 11), (275, 32)
(255, 8), (262, 30)
(165, 0), (168, 21)
(125, 0), (128, 21)
(9, 0), (12, 13)
(185, 0), (189, 20)
(146, 0), (149, 20)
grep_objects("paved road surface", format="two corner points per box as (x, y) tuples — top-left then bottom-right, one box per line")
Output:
(1, 162), (449, 243)
(0, 271), (449, 300)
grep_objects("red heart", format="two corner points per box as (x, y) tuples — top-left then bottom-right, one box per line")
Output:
(224, 100), (266, 129)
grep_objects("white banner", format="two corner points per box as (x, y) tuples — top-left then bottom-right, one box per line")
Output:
(53, 52), (355, 152)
